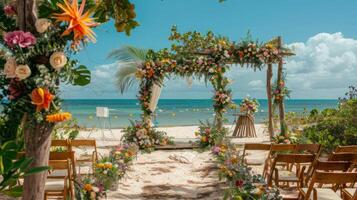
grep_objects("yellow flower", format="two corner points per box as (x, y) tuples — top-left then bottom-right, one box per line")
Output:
(53, 0), (97, 44)
(194, 132), (199, 136)
(96, 163), (104, 168)
(201, 136), (207, 142)
(46, 112), (72, 123)
(104, 162), (112, 169)
(84, 184), (92, 191)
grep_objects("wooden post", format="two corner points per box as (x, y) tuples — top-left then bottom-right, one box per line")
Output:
(16, 1), (54, 199)
(266, 63), (274, 139)
(277, 36), (286, 135)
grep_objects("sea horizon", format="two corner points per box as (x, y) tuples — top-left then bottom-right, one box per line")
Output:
(62, 99), (338, 128)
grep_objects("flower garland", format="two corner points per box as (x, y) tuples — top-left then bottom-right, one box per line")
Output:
(272, 80), (290, 104)
(195, 120), (228, 148)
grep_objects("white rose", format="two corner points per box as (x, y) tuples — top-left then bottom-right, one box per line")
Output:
(15, 65), (31, 80)
(49, 52), (67, 71)
(35, 18), (51, 33)
(4, 57), (16, 78)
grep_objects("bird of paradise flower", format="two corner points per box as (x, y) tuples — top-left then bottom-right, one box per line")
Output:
(53, 0), (98, 46)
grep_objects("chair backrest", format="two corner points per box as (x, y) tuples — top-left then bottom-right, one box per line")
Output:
(295, 144), (321, 155)
(242, 143), (271, 161)
(51, 140), (69, 151)
(49, 151), (76, 177)
(69, 139), (98, 163)
(270, 144), (296, 152)
(314, 160), (352, 171)
(274, 154), (315, 164)
(335, 145), (357, 153)
(328, 152), (357, 162)
(304, 171), (357, 200)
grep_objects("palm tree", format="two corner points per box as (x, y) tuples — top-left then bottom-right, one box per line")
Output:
(109, 46), (148, 93)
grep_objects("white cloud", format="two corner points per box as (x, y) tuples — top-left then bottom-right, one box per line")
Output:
(62, 32), (357, 99)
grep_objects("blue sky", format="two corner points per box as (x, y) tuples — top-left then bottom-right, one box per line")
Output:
(62, 0), (357, 99)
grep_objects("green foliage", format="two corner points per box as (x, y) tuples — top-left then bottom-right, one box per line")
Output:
(302, 99), (357, 152)
(0, 141), (50, 197)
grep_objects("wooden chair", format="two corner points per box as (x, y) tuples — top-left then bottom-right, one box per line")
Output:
(298, 171), (357, 200)
(267, 154), (315, 187)
(51, 139), (70, 152)
(335, 145), (357, 154)
(242, 143), (271, 166)
(45, 160), (73, 200)
(341, 188), (357, 200)
(292, 144), (322, 179)
(69, 140), (98, 174)
(263, 144), (297, 178)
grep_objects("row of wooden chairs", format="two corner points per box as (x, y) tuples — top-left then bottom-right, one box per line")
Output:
(241, 144), (357, 200)
(18, 139), (98, 200)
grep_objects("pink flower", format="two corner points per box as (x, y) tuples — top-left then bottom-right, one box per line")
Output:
(4, 31), (36, 48)
(4, 5), (16, 16)
(212, 146), (221, 154)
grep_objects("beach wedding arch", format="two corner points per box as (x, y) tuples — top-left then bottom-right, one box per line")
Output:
(0, 0), (138, 199)
(121, 26), (294, 150)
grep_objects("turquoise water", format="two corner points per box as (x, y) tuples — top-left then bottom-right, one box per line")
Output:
(62, 99), (338, 128)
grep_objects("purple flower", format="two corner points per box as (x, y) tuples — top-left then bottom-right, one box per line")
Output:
(4, 31), (36, 48)
(4, 5), (16, 16)
(212, 146), (221, 154)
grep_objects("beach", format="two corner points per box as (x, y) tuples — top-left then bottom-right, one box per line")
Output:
(75, 124), (270, 200)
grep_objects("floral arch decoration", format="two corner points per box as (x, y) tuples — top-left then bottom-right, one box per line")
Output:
(122, 26), (294, 150)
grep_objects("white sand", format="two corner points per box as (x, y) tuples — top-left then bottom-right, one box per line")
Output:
(77, 124), (270, 200)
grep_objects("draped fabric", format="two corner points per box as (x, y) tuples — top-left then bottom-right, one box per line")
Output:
(149, 83), (162, 113)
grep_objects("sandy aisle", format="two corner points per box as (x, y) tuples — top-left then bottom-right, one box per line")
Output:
(107, 150), (225, 200)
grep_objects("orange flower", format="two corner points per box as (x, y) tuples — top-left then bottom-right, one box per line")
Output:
(53, 0), (97, 44)
(83, 184), (92, 191)
(30, 88), (53, 112)
(46, 112), (72, 123)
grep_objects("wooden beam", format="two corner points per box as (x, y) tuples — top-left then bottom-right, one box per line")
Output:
(266, 63), (274, 139)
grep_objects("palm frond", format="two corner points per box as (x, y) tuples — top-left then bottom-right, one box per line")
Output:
(110, 46), (149, 94)
(108, 45), (148, 62)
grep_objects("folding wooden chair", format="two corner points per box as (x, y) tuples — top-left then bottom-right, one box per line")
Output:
(69, 140), (98, 174)
(335, 145), (357, 154)
(51, 139), (70, 152)
(341, 188), (357, 200)
(263, 144), (297, 178)
(267, 154), (315, 187)
(298, 171), (357, 200)
(45, 160), (73, 200)
(242, 143), (271, 166)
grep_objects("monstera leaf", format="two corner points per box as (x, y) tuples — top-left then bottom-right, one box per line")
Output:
(71, 65), (91, 86)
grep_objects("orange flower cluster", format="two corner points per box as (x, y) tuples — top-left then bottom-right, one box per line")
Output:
(46, 112), (72, 122)
(54, 0), (97, 45)
(30, 88), (53, 112)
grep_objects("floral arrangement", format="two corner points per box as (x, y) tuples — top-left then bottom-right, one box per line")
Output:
(195, 120), (228, 148)
(211, 142), (282, 200)
(121, 120), (173, 151)
(240, 96), (260, 114)
(75, 175), (106, 200)
(75, 143), (138, 199)
(272, 80), (290, 104)
(0, 0), (139, 197)
(110, 143), (139, 164)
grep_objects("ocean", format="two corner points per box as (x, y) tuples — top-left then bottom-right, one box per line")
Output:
(62, 99), (338, 128)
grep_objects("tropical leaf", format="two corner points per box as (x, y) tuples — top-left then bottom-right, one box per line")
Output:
(109, 46), (148, 93)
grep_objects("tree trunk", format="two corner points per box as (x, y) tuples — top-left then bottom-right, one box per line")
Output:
(277, 37), (286, 135)
(23, 121), (54, 200)
(17, 0), (37, 32)
(266, 63), (274, 139)
(16, 0), (53, 199)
